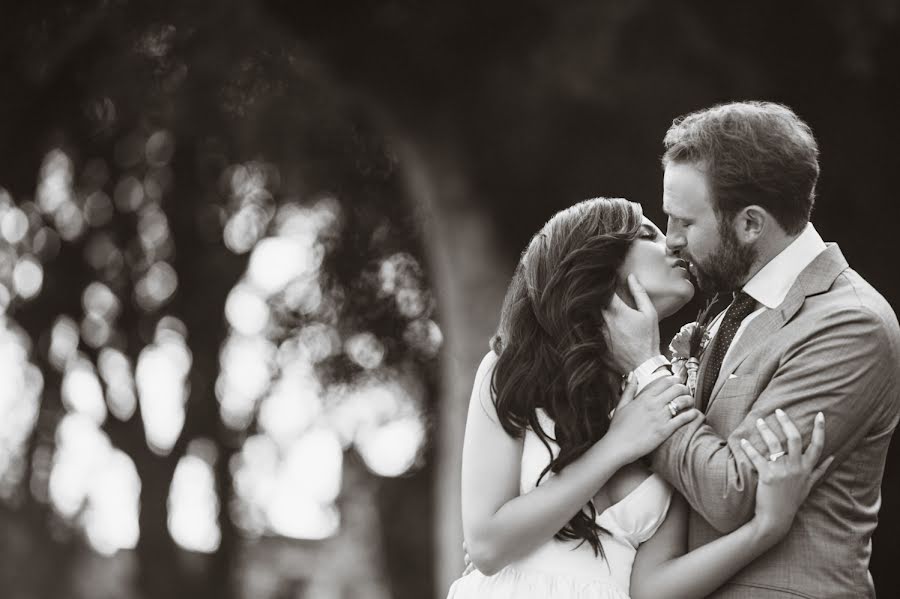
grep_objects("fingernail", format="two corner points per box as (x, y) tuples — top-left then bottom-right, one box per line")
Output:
(740, 438), (748, 445)
(756, 418), (765, 427)
(816, 412), (824, 422)
(776, 409), (785, 417)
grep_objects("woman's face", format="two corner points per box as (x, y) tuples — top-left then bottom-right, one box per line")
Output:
(618, 217), (695, 319)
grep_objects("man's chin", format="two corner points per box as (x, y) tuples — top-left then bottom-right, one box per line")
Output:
(689, 269), (721, 294)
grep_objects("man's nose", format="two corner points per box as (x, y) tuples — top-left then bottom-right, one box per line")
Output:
(666, 231), (685, 253)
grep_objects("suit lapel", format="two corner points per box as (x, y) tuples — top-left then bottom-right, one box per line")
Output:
(706, 307), (787, 408)
(703, 243), (849, 412)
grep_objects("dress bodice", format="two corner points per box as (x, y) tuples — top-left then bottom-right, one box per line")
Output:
(513, 409), (673, 592)
(448, 409), (673, 599)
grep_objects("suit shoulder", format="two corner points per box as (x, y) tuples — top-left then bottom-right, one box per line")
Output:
(820, 268), (900, 355)
(832, 269), (899, 327)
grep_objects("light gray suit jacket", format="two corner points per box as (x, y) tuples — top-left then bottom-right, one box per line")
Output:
(651, 244), (900, 598)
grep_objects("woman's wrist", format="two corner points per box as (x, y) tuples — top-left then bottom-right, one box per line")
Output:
(747, 515), (789, 548)
(592, 432), (637, 470)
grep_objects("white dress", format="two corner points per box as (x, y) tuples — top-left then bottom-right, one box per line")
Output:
(447, 409), (673, 599)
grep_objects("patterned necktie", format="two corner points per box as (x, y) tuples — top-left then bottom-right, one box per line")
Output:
(699, 291), (758, 410)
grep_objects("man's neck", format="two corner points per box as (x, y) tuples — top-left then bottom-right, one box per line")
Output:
(739, 228), (801, 288)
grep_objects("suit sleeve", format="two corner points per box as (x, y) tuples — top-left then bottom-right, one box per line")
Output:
(650, 306), (895, 533)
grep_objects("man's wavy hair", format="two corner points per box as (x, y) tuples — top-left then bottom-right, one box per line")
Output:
(662, 101), (819, 235)
(489, 197), (643, 558)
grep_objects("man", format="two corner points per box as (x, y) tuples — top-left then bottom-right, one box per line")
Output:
(608, 101), (900, 597)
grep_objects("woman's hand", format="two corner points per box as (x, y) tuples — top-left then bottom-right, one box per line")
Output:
(602, 274), (661, 373)
(607, 375), (700, 464)
(739, 411), (834, 539)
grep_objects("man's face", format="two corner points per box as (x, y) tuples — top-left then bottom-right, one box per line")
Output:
(662, 162), (756, 293)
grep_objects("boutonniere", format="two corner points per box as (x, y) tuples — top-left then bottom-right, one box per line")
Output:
(668, 296), (721, 395)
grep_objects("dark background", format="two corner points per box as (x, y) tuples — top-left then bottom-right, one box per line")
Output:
(1, 1), (897, 597)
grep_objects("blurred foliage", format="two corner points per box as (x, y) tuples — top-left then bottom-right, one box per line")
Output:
(1, 1), (438, 598)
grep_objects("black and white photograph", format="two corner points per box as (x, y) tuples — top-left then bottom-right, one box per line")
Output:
(1, 1), (898, 598)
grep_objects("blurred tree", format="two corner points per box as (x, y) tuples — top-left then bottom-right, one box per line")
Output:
(1, 1), (438, 598)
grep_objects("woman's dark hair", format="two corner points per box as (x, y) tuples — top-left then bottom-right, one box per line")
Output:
(489, 197), (643, 558)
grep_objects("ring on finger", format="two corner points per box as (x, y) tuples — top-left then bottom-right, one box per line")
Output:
(768, 450), (786, 462)
(666, 400), (679, 418)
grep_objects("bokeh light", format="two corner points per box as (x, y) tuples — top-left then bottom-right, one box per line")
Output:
(355, 416), (425, 477)
(48, 412), (140, 555)
(83, 281), (121, 322)
(83, 191), (114, 227)
(81, 448), (141, 556)
(12, 256), (43, 299)
(224, 284), (270, 336)
(97, 347), (137, 421)
(403, 318), (443, 358)
(61, 356), (108, 425)
(168, 439), (221, 553)
(0, 318), (43, 499)
(145, 130), (176, 167)
(114, 176), (145, 213)
(231, 429), (342, 540)
(37, 150), (75, 218)
(135, 319), (192, 454)
(328, 370), (426, 477)
(344, 332), (385, 370)
(49, 316), (80, 371)
(135, 261), (178, 311)
(246, 236), (322, 296)
(256, 359), (322, 445)
(215, 334), (275, 430)
(1, 206), (29, 244)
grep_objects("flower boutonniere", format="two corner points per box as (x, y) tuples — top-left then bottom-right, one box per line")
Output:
(668, 296), (722, 396)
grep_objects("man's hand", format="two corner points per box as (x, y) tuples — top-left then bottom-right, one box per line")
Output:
(602, 274), (660, 373)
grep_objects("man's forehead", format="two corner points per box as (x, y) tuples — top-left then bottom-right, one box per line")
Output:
(662, 164), (709, 217)
(662, 193), (687, 217)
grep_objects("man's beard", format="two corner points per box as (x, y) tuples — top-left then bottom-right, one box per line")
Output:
(688, 224), (757, 293)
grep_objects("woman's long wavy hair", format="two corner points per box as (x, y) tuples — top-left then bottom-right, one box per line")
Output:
(489, 197), (644, 558)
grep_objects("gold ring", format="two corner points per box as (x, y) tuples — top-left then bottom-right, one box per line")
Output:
(667, 400), (679, 418)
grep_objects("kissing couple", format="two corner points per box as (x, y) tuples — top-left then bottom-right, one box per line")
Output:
(447, 101), (899, 598)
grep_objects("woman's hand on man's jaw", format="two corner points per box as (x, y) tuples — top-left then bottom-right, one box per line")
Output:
(603, 274), (661, 373)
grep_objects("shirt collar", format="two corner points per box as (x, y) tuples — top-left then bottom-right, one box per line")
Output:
(742, 223), (827, 309)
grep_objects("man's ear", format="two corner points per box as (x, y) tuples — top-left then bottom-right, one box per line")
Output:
(734, 205), (768, 242)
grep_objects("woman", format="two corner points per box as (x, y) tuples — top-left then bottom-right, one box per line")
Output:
(447, 198), (832, 598)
